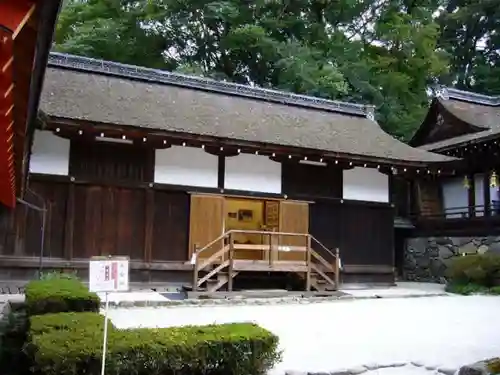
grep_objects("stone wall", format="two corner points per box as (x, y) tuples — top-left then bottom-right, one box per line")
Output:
(404, 236), (500, 282)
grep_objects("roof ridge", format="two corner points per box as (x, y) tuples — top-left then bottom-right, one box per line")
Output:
(434, 85), (500, 106)
(47, 52), (373, 117)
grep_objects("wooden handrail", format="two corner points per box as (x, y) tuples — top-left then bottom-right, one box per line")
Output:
(310, 235), (338, 260)
(192, 229), (341, 292)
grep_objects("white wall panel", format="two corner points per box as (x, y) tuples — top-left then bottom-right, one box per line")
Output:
(154, 146), (218, 188)
(441, 177), (468, 218)
(342, 167), (389, 203)
(224, 154), (281, 193)
(29, 130), (70, 175)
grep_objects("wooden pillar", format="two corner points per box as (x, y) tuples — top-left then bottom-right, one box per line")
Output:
(467, 174), (475, 218)
(483, 173), (491, 217)
(63, 182), (75, 260)
(217, 155), (225, 189)
(143, 188), (154, 263)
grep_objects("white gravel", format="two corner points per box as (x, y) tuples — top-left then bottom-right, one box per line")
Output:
(106, 295), (500, 374)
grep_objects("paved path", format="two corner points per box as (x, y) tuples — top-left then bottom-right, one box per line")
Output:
(107, 295), (500, 375)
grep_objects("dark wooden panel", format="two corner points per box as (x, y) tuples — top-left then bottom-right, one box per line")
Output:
(0, 204), (16, 256)
(72, 185), (102, 258)
(416, 179), (443, 216)
(72, 185), (145, 260)
(310, 200), (394, 267)
(69, 140), (154, 182)
(282, 162), (342, 198)
(24, 182), (68, 258)
(151, 191), (189, 261)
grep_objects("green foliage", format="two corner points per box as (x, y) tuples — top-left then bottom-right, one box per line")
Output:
(0, 306), (30, 375)
(446, 254), (500, 287)
(25, 278), (100, 316)
(487, 357), (500, 373)
(39, 270), (79, 281)
(28, 322), (281, 375)
(445, 282), (490, 295)
(22, 278), (279, 375)
(53, 0), (474, 141)
(29, 312), (110, 336)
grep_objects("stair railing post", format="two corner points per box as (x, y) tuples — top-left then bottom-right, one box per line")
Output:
(334, 247), (340, 290)
(228, 232), (234, 292)
(268, 232), (273, 267)
(192, 244), (199, 292)
(306, 235), (312, 292)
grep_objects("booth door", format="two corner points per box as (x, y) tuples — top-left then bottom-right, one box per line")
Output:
(278, 201), (309, 261)
(188, 194), (224, 260)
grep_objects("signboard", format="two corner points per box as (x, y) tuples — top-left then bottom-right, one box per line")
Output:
(89, 256), (129, 293)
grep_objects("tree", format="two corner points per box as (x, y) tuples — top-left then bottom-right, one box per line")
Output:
(437, 0), (500, 95)
(55, 0), (493, 140)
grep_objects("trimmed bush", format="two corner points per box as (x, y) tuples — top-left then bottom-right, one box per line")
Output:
(25, 278), (100, 316)
(446, 253), (500, 287)
(29, 322), (281, 375)
(0, 305), (30, 375)
(29, 312), (111, 336)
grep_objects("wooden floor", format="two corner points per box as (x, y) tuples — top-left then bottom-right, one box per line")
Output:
(232, 260), (308, 272)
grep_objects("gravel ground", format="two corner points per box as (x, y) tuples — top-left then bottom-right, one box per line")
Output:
(106, 295), (500, 375)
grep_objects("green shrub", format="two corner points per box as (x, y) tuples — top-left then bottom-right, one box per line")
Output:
(0, 305), (30, 375)
(489, 286), (500, 295)
(446, 253), (500, 287)
(39, 270), (79, 281)
(445, 282), (489, 295)
(487, 358), (500, 373)
(28, 322), (281, 375)
(29, 312), (111, 336)
(25, 278), (100, 316)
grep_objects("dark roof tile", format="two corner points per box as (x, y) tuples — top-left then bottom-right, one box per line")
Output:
(40, 53), (453, 164)
(418, 87), (500, 150)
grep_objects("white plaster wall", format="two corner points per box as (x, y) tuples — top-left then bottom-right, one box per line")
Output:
(154, 146), (218, 188)
(342, 167), (389, 203)
(224, 154), (281, 194)
(29, 130), (70, 175)
(474, 174), (499, 217)
(441, 177), (468, 218)
(441, 175), (499, 218)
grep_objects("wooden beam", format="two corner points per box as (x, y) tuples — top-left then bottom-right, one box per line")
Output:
(63, 182), (75, 259)
(467, 174), (476, 218)
(0, 0), (35, 34)
(483, 173), (491, 217)
(12, 4), (36, 39)
(143, 188), (154, 263)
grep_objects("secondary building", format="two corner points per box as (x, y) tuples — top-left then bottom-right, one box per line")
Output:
(404, 86), (500, 282)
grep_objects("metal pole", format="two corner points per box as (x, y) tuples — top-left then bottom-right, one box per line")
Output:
(101, 292), (110, 375)
(16, 197), (47, 278)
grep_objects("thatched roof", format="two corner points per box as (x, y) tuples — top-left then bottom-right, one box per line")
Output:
(40, 53), (452, 164)
(414, 87), (500, 151)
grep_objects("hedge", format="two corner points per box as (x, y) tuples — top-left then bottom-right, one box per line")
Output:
(446, 253), (500, 288)
(25, 278), (100, 316)
(0, 305), (29, 375)
(28, 322), (281, 375)
(29, 312), (111, 336)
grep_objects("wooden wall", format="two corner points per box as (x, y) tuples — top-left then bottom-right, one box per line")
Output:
(2, 175), (190, 262)
(282, 161), (342, 198)
(416, 179), (443, 216)
(310, 199), (394, 266)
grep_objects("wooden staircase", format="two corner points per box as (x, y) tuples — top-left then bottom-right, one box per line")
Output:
(191, 230), (340, 293)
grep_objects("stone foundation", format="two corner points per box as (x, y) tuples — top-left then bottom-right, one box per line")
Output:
(404, 236), (500, 283)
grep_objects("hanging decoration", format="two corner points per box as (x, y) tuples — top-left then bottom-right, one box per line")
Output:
(463, 175), (471, 189)
(490, 171), (498, 188)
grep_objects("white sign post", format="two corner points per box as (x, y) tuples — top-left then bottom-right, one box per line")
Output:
(89, 256), (129, 375)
